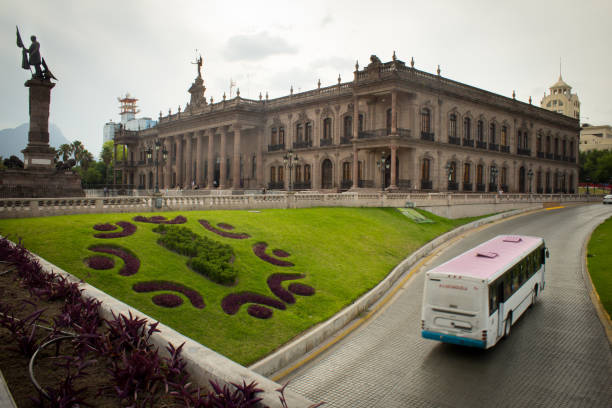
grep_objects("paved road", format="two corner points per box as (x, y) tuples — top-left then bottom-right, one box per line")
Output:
(282, 204), (612, 407)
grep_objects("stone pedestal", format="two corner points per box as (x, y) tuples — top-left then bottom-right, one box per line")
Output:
(22, 78), (56, 170)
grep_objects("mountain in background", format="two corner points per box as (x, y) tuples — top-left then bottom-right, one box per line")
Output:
(0, 123), (71, 159)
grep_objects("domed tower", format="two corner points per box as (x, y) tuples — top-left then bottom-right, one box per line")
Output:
(540, 75), (580, 120)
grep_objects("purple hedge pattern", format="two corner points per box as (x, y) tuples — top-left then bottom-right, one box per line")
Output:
(89, 245), (140, 276)
(133, 280), (205, 309)
(252, 242), (294, 267)
(93, 223), (118, 231)
(221, 292), (285, 315)
(199, 220), (250, 239)
(133, 215), (187, 224)
(86, 255), (115, 270)
(267, 273), (306, 304)
(217, 223), (235, 230)
(272, 249), (290, 258)
(151, 293), (183, 308)
(93, 221), (137, 239)
(246, 304), (273, 319)
(288, 282), (315, 296)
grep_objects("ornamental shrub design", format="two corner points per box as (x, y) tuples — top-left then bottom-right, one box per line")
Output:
(93, 223), (118, 231)
(85, 255), (115, 270)
(221, 292), (285, 315)
(154, 225), (237, 285)
(93, 221), (137, 239)
(288, 282), (315, 296)
(89, 245), (140, 276)
(267, 273), (306, 304)
(151, 293), (183, 308)
(272, 249), (290, 258)
(217, 223), (235, 230)
(133, 280), (205, 309)
(246, 304), (273, 319)
(252, 242), (294, 267)
(199, 220), (250, 239)
(133, 215), (187, 224)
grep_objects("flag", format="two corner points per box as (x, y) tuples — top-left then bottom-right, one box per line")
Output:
(42, 58), (57, 80)
(16, 26), (29, 70)
(16, 26), (24, 48)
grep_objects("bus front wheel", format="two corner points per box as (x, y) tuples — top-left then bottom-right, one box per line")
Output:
(504, 313), (512, 338)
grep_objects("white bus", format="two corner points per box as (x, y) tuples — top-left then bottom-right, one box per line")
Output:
(421, 235), (548, 349)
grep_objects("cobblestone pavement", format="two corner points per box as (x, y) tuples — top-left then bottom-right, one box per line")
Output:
(283, 204), (612, 407)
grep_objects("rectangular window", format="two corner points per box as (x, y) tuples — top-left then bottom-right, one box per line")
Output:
(463, 163), (470, 182)
(271, 128), (278, 145)
(305, 122), (312, 143)
(342, 162), (351, 181)
(279, 127), (285, 144)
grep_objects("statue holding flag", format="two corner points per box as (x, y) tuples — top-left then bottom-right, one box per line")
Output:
(16, 26), (56, 80)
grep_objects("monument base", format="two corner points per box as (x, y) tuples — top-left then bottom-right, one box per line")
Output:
(0, 168), (84, 198)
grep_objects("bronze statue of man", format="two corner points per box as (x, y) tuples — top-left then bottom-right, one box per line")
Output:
(27, 35), (42, 77)
(16, 26), (56, 80)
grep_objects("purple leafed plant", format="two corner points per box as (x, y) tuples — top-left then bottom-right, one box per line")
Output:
(93, 223), (118, 231)
(253, 242), (294, 267)
(272, 248), (291, 258)
(93, 221), (137, 239)
(267, 273), (306, 304)
(199, 219), (250, 239)
(151, 293), (183, 308)
(133, 215), (187, 224)
(85, 255), (115, 270)
(133, 281), (205, 309)
(247, 304), (273, 319)
(217, 222), (235, 230)
(88, 245), (140, 276)
(289, 283), (315, 296)
(221, 292), (286, 315)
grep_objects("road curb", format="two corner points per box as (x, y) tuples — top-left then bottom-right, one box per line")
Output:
(581, 219), (612, 345)
(251, 205), (545, 379)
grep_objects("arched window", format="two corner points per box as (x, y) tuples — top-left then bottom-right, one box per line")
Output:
(569, 140), (574, 159)
(344, 116), (353, 138)
(501, 126), (508, 146)
(449, 161), (457, 182)
(523, 132), (528, 151)
(464, 117), (471, 140)
(501, 167), (507, 187)
(463, 163), (471, 183)
(296, 123), (303, 142)
(277, 166), (284, 183)
(358, 114), (364, 132)
(517, 130), (522, 149)
(295, 165), (302, 183)
(449, 114), (457, 139)
(270, 166), (276, 183)
(536, 134), (542, 152)
(421, 108), (431, 133)
(546, 135), (551, 153)
(477, 120), (484, 142)
(490, 123), (496, 145)
(304, 164), (311, 182)
(305, 122), (312, 143)
(279, 127), (285, 145)
(477, 164), (484, 185)
(271, 128), (278, 145)
(342, 162), (351, 181)
(422, 159), (431, 181)
(562, 139), (567, 156)
(554, 138), (559, 155)
(386, 108), (392, 133)
(323, 118), (332, 140)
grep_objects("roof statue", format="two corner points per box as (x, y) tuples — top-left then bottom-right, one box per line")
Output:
(16, 26), (56, 81)
(192, 53), (203, 78)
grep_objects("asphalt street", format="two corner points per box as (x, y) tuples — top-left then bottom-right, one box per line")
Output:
(282, 204), (612, 407)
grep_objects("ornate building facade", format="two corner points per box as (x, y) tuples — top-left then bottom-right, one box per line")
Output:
(114, 54), (580, 194)
(540, 75), (580, 120)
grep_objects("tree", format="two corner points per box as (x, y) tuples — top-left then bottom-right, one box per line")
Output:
(579, 149), (612, 184)
(58, 143), (73, 162)
(79, 150), (94, 170)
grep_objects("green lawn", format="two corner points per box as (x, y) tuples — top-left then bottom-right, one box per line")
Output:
(0, 208), (480, 365)
(587, 215), (612, 317)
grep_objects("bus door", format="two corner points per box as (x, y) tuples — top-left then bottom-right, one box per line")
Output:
(497, 281), (505, 338)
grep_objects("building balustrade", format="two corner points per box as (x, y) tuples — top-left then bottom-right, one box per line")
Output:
(517, 148), (531, 156)
(293, 181), (312, 190)
(448, 181), (458, 191)
(267, 181), (284, 190)
(320, 138), (333, 147)
(545, 153), (553, 159)
(421, 180), (433, 190)
(476, 183), (486, 192)
(462, 182), (472, 191)
(268, 143), (286, 152)
(476, 141), (487, 149)
(340, 137), (352, 145)
(397, 128), (411, 138)
(420, 131), (435, 142)
(462, 138), (474, 147)
(500, 145), (510, 153)
(448, 136), (460, 145)
(537, 151), (544, 158)
(358, 129), (387, 139)
(292, 140), (312, 149)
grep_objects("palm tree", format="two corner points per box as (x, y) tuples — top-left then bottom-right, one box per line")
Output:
(58, 143), (73, 162)
(71, 141), (84, 162)
(80, 150), (94, 170)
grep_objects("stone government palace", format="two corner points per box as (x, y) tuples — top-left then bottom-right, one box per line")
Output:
(113, 53), (580, 194)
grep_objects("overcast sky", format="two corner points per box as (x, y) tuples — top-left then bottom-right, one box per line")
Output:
(2, 0), (611, 158)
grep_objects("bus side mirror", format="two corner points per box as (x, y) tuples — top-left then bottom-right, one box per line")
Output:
(545, 249), (550, 258)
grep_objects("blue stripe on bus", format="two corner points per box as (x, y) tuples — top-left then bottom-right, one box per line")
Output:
(422, 330), (486, 349)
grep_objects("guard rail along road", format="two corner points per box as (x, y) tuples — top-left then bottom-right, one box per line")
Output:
(0, 192), (602, 219)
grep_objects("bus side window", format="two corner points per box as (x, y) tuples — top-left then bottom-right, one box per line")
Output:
(540, 246), (546, 265)
(505, 274), (512, 298)
(512, 268), (519, 292)
(489, 284), (498, 315)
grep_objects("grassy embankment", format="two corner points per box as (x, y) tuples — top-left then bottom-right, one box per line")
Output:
(587, 215), (612, 317)
(0, 207), (482, 365)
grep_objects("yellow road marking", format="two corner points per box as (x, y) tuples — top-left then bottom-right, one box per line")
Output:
(271, 207), (546, 381)
(545, 206), (565, 210)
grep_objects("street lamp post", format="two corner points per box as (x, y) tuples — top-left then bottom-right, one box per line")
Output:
(444, 163), (455, 191)
(283, 150), (298, 191)
(491, 165), (498, 193)
(376, 152), (389, 191)
(147, 140), (168, 194)
(527, 168), (534, 194)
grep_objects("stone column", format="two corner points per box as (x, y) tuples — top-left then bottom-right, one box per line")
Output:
(185, 133), (193, 188)
(195, 131), (204, 187)
(177, 135), (184, 188)
(312, 155), (320, 190)
(390, 145), (398, 189)
(256, 128), (264, 187)
(353, 97), (359, 139)
(352, 145), (359, 189)
(22, 79), (56, 169)
(207, 130), (214, 188)
(232, 125), (241, 189)
(391, 90), (398, 134)
(219, 127), (227, 188)
(164, 136), (172, 188)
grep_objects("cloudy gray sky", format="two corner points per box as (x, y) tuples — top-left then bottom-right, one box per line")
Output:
(2, 0), (611, 158)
